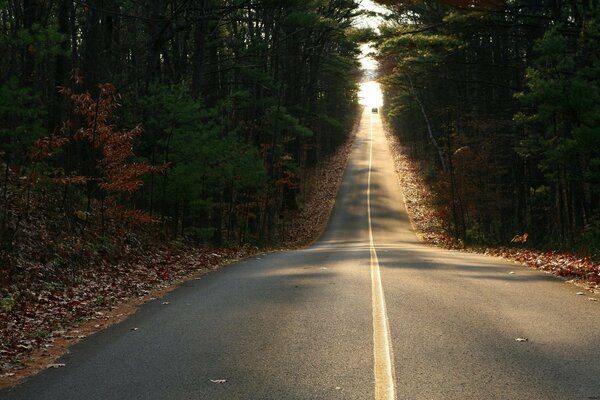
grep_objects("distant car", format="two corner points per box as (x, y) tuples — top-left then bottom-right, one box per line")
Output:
(371, 107), (378, 113)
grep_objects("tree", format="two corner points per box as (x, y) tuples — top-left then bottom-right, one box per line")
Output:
(374, 0), (600, 252)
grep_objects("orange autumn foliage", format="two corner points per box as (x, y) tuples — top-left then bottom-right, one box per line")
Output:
(34, 81), (167, 223)
(61, 83), (166, 194)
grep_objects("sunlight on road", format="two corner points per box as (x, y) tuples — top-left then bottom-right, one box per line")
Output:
(359, 81), (384, 107)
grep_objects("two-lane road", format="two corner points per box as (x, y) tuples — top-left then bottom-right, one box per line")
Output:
(3, 107), (600, 399)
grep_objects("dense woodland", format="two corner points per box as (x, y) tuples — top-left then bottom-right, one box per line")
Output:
(1, 0), (598, 283)
(1, 0), (599, 374)
(0, 0), (365, 284)
(375, 0), (600, 254)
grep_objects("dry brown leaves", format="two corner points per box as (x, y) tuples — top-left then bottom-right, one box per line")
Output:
(481, 247), (600, 292)
(283, 129), (356, 248)
(0, 246), (255, 384)
(384, 128), (459, 249)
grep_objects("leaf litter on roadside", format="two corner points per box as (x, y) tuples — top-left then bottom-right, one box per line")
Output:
(0, 133), (356, 377)
(0, 247), (255, 375)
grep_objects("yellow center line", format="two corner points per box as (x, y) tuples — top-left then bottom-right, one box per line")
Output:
(367, 110), (397, 400)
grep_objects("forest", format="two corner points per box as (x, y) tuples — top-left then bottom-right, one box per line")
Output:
(375, 0), (600, 255)
(1, 0), (600, 378)
(0, 0), (366, 283)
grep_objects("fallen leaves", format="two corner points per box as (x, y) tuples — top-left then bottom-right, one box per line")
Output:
(282, 128), (355, 247)
(494, 250), (600, 286)
(385, 127), (460, 249)
(0, 246), (255, 377)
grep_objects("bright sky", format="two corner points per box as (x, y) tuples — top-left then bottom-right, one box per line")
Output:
(355, 0), (389, 30)
(358, 80), (384, 107)
(356, 1), (387, 107)
(355, 0), (388, 71)
(359, 43), (378, 71)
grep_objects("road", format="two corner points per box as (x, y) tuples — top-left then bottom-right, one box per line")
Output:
(2, 107), (600, 400)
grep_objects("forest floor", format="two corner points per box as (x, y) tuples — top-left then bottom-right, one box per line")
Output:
(282, 133), (355, 248)
(0, 125), (356, 387)
(385, 127), (600, 296)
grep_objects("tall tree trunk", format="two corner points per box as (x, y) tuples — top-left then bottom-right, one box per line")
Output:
(405, 73), (447, 171)
(49, 0), (70, 131)
(21, 0), (38, 85)
(191, 0), (208, 99)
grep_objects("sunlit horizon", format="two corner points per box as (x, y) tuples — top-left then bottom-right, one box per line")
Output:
(358, 80), (383, 107)
(356, 1), (387, 108)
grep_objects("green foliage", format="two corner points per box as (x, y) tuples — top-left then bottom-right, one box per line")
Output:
(136, 83), (269, 240)
(582, 217), (600, 255)
(264, 106), (313, 140)
(285, 10), (332, 28)
(517, 20), (600, 187)
(0, 77), (45, 164)
(375, 0), (600, 251)
(14, 22), (66, 62)
(379, 23), (462, 66)
(1, 296), (15, 312)
(0, 0), (362, 248)
(186, 227), (215, 242)
(346, 27), (377, 44)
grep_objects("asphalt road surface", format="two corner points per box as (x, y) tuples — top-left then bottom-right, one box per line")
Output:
(3, 108), (600, 400)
